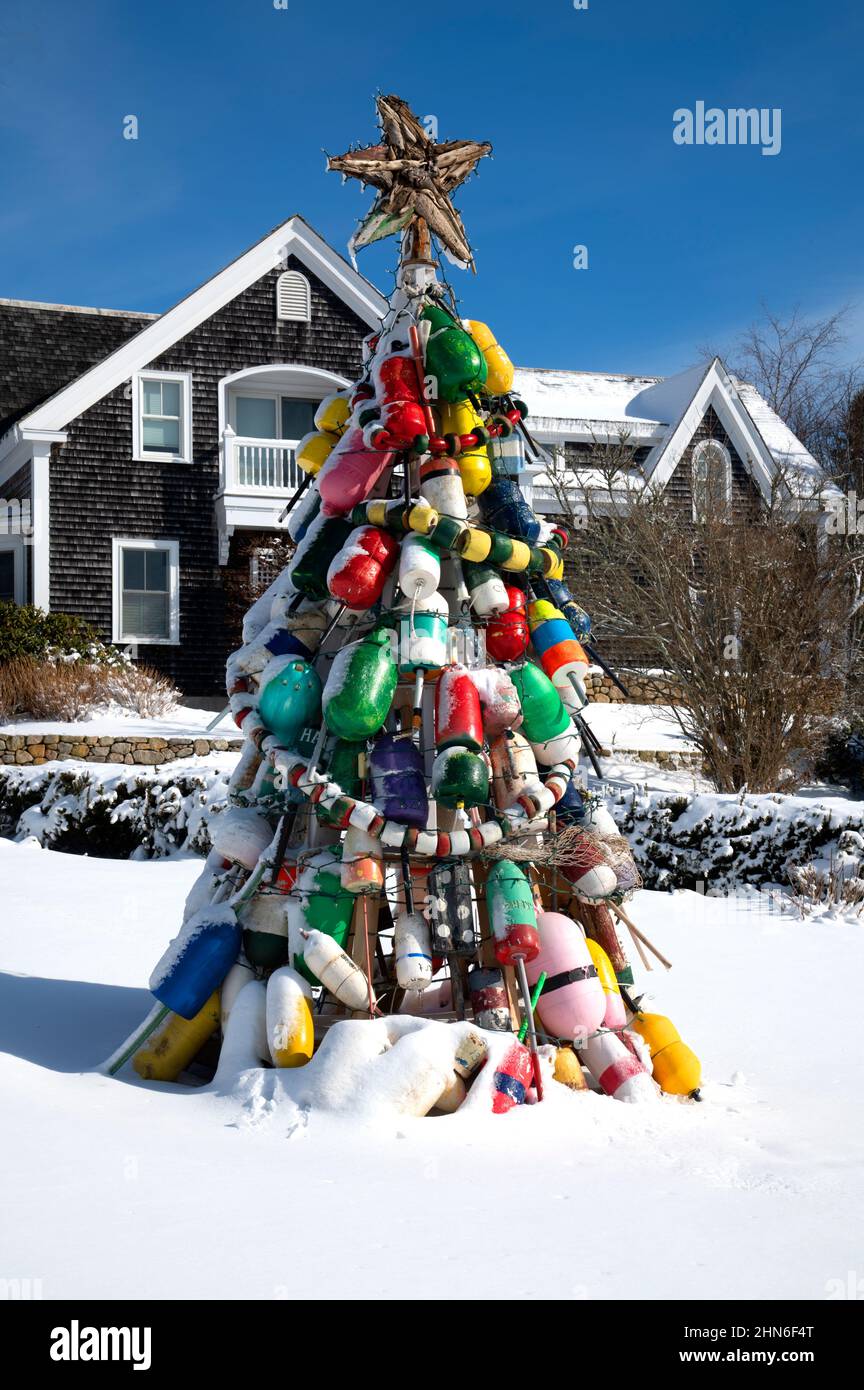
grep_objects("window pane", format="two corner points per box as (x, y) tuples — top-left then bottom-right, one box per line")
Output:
(122, 590), (169, 640)
(122, 548), (147, 590)
(235, 396), (277, 439)
(281, 398), (317, 441)
(144, 548), (168, 592)
(142, 417), (181, 452)
(0, 551), (15, 603)
(142, 380), (163, 414)
(160, 381), (181, 416)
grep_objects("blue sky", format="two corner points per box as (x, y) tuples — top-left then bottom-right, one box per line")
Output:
(1, 0), (861, 376)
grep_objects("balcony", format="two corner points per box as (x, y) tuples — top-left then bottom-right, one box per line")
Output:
(216, 428), (305, 563)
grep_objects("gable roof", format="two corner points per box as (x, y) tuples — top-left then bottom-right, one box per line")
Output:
(0, 299), (156, 437)
(517, 358), (827, 504)
(0, 215), (387, 452)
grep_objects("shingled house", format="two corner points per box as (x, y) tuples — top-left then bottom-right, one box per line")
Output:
(0, 217), (827, 695)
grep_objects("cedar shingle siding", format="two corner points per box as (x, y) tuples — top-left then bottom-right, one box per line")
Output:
(49, 258), (367, 694)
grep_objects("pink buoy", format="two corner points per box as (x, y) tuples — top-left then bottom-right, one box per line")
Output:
(317, 426), (394, 517)
(526, 911), (606, 1042)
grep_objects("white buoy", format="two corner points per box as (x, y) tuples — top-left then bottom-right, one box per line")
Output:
(302, 929), (374, 1012)
(398, 533), (441, 600)
(393, 911), (433, 991)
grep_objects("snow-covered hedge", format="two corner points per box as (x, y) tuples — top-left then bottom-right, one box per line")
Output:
(2, 763), (862, 891)
(603, 783), (864, 892)
(0, 763), (229, 858)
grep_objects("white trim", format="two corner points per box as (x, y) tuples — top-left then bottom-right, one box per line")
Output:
(112, 537), (180, 645)
(691, 437), (732, 521)
(31, 440), (51, 608)
(9, 217), (386, 440)
(132, 370), (192, 464)
(645, 358), (780, 503)
(0, 533), (26, 605)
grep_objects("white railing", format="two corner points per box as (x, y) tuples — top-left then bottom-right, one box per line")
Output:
(225, 434), (302, 492)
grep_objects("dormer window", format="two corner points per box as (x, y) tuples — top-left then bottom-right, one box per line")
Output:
(132, 371), (192, 463)
(276, 270), (311, 323)
(692, 438), (732, 522)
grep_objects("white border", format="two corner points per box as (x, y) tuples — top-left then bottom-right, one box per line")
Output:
(112, 536), (180, 645)
(132, 370), (193, 464)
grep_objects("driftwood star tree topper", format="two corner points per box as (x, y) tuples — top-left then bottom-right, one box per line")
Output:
(327, 94), (492, 270)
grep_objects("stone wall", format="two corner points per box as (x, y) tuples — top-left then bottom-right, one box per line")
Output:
(583, 669), (684, 705)
(0, 733), (242, 766)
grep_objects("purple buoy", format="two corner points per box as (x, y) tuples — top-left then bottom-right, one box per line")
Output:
(369, 731), (428, 829)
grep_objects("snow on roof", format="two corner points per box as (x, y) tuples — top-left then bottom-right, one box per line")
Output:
(733, 376), (823, 480)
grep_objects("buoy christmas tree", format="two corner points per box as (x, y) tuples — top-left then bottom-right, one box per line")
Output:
(106, 96), (700, 1114)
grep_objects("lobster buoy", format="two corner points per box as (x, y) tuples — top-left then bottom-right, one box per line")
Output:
(577, 901), (632, 986)
(629, 1012), (702, 1098)
(211, 807), (274, 871)
(508, 661), (581, 767)
(438, 398), (492, 496)
(287, 850), (354, 985)
(464, 320), (515, 395)
(463, 559), (510, 617)
(470, 666), (522, 735)
(435, 663), (484, 751)
(301, 929), (374, 1012)
(326, 525), (399, 610)
(434, 1073), (467, 1113)
(215, 980), (269, 1078)
(398, 533), (441, 600)
(431, 746), (489, 810)
(323, 628), (397, 740)
(239, 890), (290, 970)
(220, 958), (256, 1033)
(231, 621), (311, 677)
(582, 1030), (657, 1103)
(132, 991), (221, 1082)
(553, 1046), (589, 1092)
(556, 776), (588, 826)
(419, 455), (468, 522)
(425, 861), (476, 955)
(543, 578), (592, 641)
(486, 585), (530, 663)
(398, 591), (450, 672)
(420, 303), (487, 402)
(364, 346), (428, 450)
(393, 911), (433, 991)
(289, 513), (354, 598)
(287, 482), (322, 543)
(314, 390), (352, 437)
(340, 825), (384, 894)
(526, 911), (606, 1042)
(295, 430), (337, 477)
(369, 731), (428, 829)
(486, 860), (540, 965)
(316, 740), (365, 827)
(317, 425), (395, 517)
(257, 656), (322, 748)
(585, 937), (627, 1030)
(149, 906), (242, 1021)
(528, 599), (590, 699)
(489, 729), (543, 811)
(265, 966), (314, 1068)
(469, 965), (512, 1032)
(492, 1041), (533, 1113)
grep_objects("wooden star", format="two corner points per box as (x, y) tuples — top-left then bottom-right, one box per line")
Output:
(328, 94), (492, 269)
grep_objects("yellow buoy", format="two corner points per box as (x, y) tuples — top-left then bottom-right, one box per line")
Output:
(553, 1046), (588, 1091)
(630, 1012), (702, 1098)
(585, 938), (621, 1002)
(465, 320), (515, 395)
(295, 429), (337, 476)
(314, 392), (351, 437)
(439, 399), (492, 496)
(132, 991), (220, 1082)
(265, 966), (314, 1068)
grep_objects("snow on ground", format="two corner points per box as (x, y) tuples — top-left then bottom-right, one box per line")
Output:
(0, 703), (232, 740)
(580, 701), (696, 753)
(1, 838), (862, 1300)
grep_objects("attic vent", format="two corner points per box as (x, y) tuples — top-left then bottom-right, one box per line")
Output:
(276, 270), (311, 323)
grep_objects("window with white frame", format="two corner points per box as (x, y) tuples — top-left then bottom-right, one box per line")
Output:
(112, 538), (179, 644)
(132, 372), (192, 462)
(276, 270), (311, 323)
(692, 438), (732, 522)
